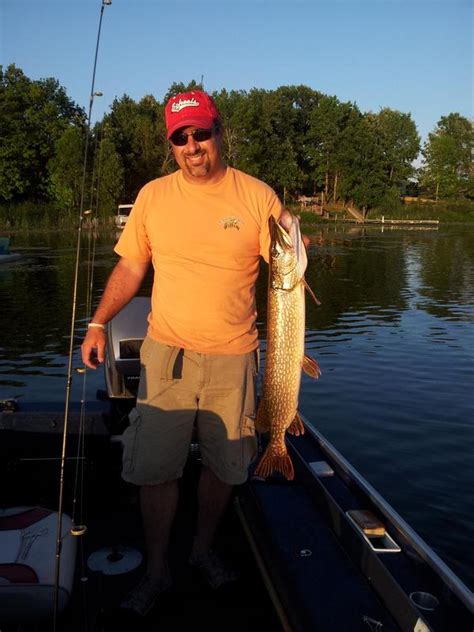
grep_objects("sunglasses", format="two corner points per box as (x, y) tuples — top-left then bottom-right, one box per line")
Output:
(170, 128), (213, 146)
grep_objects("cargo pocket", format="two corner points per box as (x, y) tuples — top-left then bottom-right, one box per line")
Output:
(122, 408), (142, 474)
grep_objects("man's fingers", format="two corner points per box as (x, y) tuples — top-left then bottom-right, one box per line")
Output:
(279, 210), (310, 248)
(279, 209), (292, 230)
(81, 344), (98, 370)
(81, 331), (106, 369)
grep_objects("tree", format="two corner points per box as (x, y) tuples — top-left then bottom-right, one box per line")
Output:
(104, 94), (168, 201)
(215, 85), (321, 198)
(224, 88), (304, 199)
(163, 80), (203, 104)
(213, 88), (248, 166)
(307, 97), (372, 205)
(420, 113), (474, 200)
(96, 135), (125, 218)
(366, 108), (420, 185)
(0, 64), (84, 202)
(337, 113), (387, 214)
(48, 126), (85, 212)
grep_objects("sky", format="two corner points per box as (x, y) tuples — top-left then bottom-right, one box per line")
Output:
(1, 0), (472, 143)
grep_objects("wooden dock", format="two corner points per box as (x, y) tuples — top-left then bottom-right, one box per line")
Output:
(365, 217), (439, 225)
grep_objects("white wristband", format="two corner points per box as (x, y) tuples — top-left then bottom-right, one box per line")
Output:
(87, 322), (106, 330)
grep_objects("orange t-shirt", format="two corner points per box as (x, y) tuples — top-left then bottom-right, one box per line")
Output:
(115, 167), (282, 354)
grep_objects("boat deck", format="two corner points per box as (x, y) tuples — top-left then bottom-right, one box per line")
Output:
(1, 409), (473, 631)
(0, 427), (281, 632)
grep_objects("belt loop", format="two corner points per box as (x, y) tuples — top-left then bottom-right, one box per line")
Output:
(253, 347), (260, 373)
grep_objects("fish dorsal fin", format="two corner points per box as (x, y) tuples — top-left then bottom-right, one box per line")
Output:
(303, 278), (321, 306)
(302, 355), (322, 379)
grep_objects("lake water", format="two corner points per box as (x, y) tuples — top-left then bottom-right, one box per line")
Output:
(1, 224), (473, 591)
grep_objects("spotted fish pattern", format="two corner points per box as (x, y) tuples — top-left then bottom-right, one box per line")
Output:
(254, 215), (321, 480)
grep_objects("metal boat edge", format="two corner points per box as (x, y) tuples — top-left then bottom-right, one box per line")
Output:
(302, 419), (474, 613)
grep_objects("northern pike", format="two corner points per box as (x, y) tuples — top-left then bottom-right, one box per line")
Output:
(254, 214), (321, 481)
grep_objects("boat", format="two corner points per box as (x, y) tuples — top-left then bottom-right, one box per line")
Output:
(114, 204), (134, 229)
(3, 297), (471, 630)
(0, 237), (22, 263)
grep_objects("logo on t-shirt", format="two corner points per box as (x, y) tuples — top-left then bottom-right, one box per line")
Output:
(219, 216), (243, 230)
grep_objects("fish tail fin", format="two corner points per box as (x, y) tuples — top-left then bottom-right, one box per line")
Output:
(287, 411), (305, 436)
(303, 354), (322, 379)
(254, 450), (295, 481)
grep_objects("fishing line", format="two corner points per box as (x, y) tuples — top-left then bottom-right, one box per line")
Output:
(53, 1), (112, 629)
(72, 121), (104, 524)
(70, 105), (106, 602)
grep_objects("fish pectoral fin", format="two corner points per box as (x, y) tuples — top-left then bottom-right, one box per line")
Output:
(303, 278), (321, 306)
(303, 355), (322, 379)
(287, 411), (305, 436)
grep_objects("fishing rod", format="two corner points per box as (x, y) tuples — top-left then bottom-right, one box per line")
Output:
(53, 1), (112, 629)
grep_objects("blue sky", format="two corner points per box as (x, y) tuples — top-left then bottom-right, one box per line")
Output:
(1, 0), (472, 143)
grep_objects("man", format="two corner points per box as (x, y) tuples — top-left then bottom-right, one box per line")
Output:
(81, 90), (285, 617)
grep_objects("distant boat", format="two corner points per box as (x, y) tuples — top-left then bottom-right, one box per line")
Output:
(114, 204), (134, 229)
(0, 237), (22, 263)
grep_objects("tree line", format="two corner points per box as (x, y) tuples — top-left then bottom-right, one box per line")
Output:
(1, 65), (472, 226)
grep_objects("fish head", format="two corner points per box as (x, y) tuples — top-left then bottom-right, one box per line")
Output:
(269, 215), (307, 291)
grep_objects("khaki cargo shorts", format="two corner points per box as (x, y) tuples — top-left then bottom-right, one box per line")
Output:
(122, 336), (258, 486)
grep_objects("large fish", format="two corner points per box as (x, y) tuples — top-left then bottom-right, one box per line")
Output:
(254, 214), (321, 481)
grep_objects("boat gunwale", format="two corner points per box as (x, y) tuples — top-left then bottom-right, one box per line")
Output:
(301, 416), (474, 613)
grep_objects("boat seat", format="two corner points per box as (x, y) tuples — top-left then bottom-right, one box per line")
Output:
(0, 507), (76, 619)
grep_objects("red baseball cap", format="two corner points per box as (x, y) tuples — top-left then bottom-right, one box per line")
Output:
(165, 90), (220, 139)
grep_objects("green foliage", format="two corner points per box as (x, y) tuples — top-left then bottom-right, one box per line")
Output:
(104, 94), (168, 200)
(163, 80), (203, 104)
(1, 66), (472, 228)
(48, 126), (85, 210)
(96, 135), (125, 217)
(420, 113), (473, 200)
(377, 187), (404, 215)
(0, 64), (84, 203)
(366, 108), (420, 185)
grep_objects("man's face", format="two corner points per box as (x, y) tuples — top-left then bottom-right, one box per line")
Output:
(170, 125), (225, 184)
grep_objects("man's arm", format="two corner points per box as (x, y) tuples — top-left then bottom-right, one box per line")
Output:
(81, 257), (150, 369)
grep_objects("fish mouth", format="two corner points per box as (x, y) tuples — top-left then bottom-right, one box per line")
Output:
(269, 215), (293, 253)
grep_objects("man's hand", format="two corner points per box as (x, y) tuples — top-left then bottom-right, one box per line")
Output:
(79, 257), (150, 370)
(81, 327), (107, 369)
(279, 209), (310, 248)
